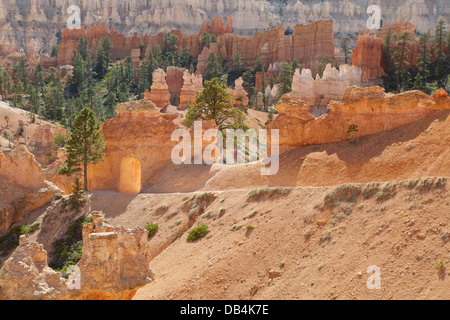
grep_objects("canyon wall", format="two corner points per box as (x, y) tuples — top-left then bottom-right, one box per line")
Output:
(55, 18), (334, 77)
(268, 87), (450, 151)
(0, 0), (447, 57)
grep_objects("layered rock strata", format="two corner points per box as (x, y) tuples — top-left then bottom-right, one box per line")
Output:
(145, 69), (171, 109)
(55, 19), (334, 77)
(0, 146), (60, 235)
(179, 70), (204, 109)
(268, 86), (450, 151)
(1, 0), (447, 57)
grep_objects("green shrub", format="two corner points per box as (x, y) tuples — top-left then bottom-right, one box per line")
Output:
(375, 182), (397, 203)
(187, 224), (209, 242)
(69, 178), (85, 210)
(145, 223), (159, 238)
(0, 223), (41, 256)
(49, 215), (92, 276)
(362, 183), (381, 199)
(324, 184), (362, 206)
(436, 260), (446, 270)
(247, 187), (292, 201)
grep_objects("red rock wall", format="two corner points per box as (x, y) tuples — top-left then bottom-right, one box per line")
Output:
(56, 19), (334, 77)
(353, 22), (420, 81)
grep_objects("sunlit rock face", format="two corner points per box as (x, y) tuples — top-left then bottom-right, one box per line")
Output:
(87, 99), (179, 194)
(87, 99), (216, 194)
(0, 213), (154, 300)
(268, 87), (450, 151)
(0, 146), (60, 235)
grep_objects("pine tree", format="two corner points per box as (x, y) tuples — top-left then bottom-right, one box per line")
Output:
(233, 51), (243, 75)
(434, 18), (447, 82)
(14, 57), (29, 92)
(163, 32), (179, 67)
(78, 38), (90, 61)
(393, 31), (411, 92)
(138, 60), (150, 98)
(13, 80), (24, 108)
(95, 44), (106, 78)
(139, 41), (146, 61)
(340, 36), (353, 65)
(0, 69), (4, 100)
(44, 74), (65, 122)
(70, 52), (86, 95)
(180, 48), (193, 69)
(277, 62), (293, 96)
(383, 29), (394, 73)
(291, 60), (300, 75)
(28, 85), (40, 115)
(254, 56), (263, 73)
(68, 178), (86, 210)
(413, 32), (431, 92)
(183, 78), (246, 131)
(202, 33), (211, 49)
(58, 107), (105, 191)
(101, 36), (112, 70)
(104, 91), (117, 118)
(34, 62), (46, 96)
(205, 52), (220, 81)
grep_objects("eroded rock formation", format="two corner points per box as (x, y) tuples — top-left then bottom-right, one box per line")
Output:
(353, 22), (419, 81)
(0, 146), (60, 235)
(179, 70), (204, 109)
(268, 86), (450, 151)
(228, 77), (249, 108)
(54, 18), (334, 78)
(69, 212), (154, 300)
(1, 0), (446, 58)
(28, 123), (66, 165)
(0, 235), (68, 300)
(87, 98), (217, 194)
(291, 64), (362, 106)
(0, 212), (154, 300)
(145, 68), (171, 109)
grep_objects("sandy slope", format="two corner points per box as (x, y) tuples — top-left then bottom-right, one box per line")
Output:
(0, 101), (57, 149)
(3, 105), (448, 300)
(145, 110), (450, 193)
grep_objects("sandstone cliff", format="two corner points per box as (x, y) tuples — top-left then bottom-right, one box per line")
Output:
(87, 99), (216, 194)
(0, 145), (60, 235)
(268, 86), (450, 151)
(0, 212), (154, 300)
(0, 0), (447, 56)
(56, 18), (335, 77)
